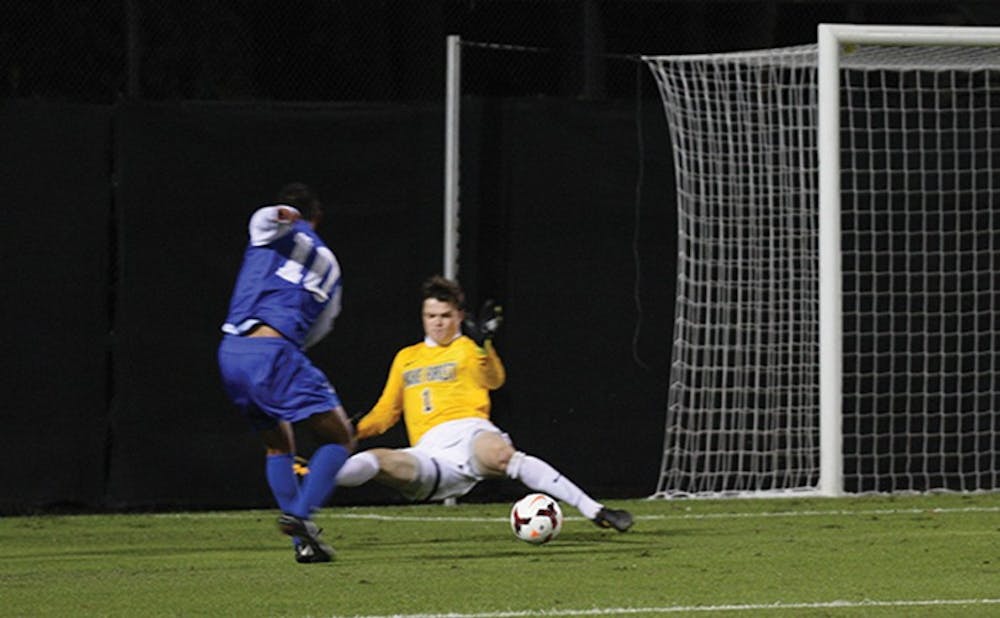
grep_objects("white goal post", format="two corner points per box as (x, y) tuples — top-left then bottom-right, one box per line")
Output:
(646, 24), (1000, 498)
(444, 34), (462, 281)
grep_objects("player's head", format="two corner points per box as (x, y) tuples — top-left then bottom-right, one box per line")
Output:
(420, 275), (465, 346)
(276, 182), (323, 227)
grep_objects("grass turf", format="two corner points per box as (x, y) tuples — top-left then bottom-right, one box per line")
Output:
(2, 492), (998, 617)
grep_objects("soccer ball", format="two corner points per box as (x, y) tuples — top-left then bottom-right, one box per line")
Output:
(510, 493), (563, 544)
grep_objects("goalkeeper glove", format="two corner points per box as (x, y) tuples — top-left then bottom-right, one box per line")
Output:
(463, 300), (503, 348)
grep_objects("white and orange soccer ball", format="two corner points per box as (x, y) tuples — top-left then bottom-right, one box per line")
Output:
(510, 493), (563, 544)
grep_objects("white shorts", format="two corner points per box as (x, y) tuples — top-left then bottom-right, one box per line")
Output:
(400, 418), (511, 502)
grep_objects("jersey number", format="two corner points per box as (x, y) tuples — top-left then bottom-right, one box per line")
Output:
(275, 232), (339, 302)
(421, 388), (433, 413)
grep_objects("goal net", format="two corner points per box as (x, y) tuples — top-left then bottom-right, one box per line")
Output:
(645, 25), (1000, 497)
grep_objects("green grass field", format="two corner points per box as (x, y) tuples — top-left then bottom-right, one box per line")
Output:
(2, 493), (998, 617)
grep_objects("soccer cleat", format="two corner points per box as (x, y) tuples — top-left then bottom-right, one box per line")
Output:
(592, 507), (634, 532)
(294, 542), (332, 564)
(278, 514), (334, 563)
(293, 455), (310, 478)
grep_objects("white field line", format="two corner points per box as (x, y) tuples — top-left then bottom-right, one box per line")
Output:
(336, 597), (1000, 618)
(329, 505), (1000, 523)
(139, 507), (999, 617)
(146, 505), (1000, 523)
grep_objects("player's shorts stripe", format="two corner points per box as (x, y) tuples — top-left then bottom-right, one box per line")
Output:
(421, 457), (442, 502)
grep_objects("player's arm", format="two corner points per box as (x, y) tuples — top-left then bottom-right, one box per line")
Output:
(355, 352), (406, 440)
(463, 300), (506, 389)
(475, 340), (506, 390)
(248, 205), (301, 246)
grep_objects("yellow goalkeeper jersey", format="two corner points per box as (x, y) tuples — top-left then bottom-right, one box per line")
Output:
(356, 336), (506, 445)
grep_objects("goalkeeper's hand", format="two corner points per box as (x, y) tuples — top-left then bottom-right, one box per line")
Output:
(463, 300), (503, 348)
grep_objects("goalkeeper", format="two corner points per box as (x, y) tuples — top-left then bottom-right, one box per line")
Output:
(335, 275), (633, 532)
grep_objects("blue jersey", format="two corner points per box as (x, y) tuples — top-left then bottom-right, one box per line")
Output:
(222, 205), (342, 349)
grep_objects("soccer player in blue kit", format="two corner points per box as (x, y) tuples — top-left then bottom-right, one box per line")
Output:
(218, 183), (355, 564)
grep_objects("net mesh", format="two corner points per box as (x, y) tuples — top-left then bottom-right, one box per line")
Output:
(646, 41), (1000, 497)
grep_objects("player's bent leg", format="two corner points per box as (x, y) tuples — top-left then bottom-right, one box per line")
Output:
(259, 423), (309, 554)
(259, 421), (296, 454)
(470, 431), (515, 476)
(335, 451), (380, 487)
(304, 405), (357, 451)
(366, 449), (453, 502)
(258, 422), (301, 526)
(265, 453), (299, 512)
(278, 407), (354, 563)
(372, 449), (422, 488)
(505, 450), (634, 531)
(504, 451), (598, 518)
(291, 442), (350, 514)
(292, 406), (356, 512)
(336, 448), (423, 492)
(279, 442), (346, 562)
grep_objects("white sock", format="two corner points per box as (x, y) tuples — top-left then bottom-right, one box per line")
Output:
(506, 451), (602, 519)
(335, 451), (379, 487)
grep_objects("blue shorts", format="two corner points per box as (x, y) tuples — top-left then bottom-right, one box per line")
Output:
(217, 335), (342, 431)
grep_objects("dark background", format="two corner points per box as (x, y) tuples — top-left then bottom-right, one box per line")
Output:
(3, 1), (999, 513)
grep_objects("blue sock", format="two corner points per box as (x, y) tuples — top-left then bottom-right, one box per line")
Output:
(266, 453), (301, 547)
(266, 453), (299, 513)
(291, 443), (349, 519)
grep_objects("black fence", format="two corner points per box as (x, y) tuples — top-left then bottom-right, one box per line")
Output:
(7, 1), (998, 103)
(1, 96), (675, 513)
(6, 1), (1000, 513)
